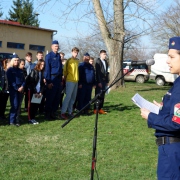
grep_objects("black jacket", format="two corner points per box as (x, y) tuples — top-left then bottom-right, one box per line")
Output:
(95, 58), (109, 84)
(0, 64), (3, 91)
(25, 69), (45, 94)
(0, 63), (8, 92)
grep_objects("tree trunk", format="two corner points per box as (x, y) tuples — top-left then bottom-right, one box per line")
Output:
(110, 0), (125, 89)
(92, 0), (124, 90)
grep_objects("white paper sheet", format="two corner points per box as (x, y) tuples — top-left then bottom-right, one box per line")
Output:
(132, 93), (159, 114)
(31, 94), (43, 104)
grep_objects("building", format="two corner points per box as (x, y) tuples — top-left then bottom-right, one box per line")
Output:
(0, 20), (57, 60)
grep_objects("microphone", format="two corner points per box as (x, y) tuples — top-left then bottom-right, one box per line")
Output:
(125, 59), (155, 66)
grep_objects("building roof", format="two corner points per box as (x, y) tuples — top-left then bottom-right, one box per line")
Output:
(0, 20), (57, 32)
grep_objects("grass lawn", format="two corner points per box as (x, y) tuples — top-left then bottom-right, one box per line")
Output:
(0, 81), (171, 180)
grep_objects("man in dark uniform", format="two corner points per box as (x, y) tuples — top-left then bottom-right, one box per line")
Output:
(94, 50), (109, 114)
(141, 37), (180, 179)
(77, 53), (96, 115)
(44, 40), (62, 119)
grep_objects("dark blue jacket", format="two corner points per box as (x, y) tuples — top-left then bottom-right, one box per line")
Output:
(7, 67), (25, 91)
(148, 76), (180, 137)
(78, 62), (96, 85)
(44, 51), (62, 84)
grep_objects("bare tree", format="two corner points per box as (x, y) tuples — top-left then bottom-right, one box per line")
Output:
(152, 0), (179, 52)
(124, 40), (156, 61)
(65, 34), (105, 60)
(37, 0), (168, 89)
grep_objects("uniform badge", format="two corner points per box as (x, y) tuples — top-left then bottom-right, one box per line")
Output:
(172, 103), (180, 124)
(171, 41), (175, 46)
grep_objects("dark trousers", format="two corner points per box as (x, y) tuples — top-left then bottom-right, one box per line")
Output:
(9, 88), (22, 124)
(94, 81), (106, 110)
(60, 93), (64, 108)
(24, 90), (28, 109)
(0, 92), (9, 117)
(39, 93), (46, 113)
(28, 89), (38, 120)
(157, 142), (180, 179)
(77, 84), (93, 111)
(45, 79), (61, 113)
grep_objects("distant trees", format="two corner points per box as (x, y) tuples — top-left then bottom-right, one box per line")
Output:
(124, 42), (156, 61)
(8, 0), (39, 27)
(152, 0), (180, 52)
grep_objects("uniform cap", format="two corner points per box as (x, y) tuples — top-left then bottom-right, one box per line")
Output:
(52, 40), (59, 45)
(84, 52), (90, 56)
(169, 37), (180, 50)
(12, 53), (19, 58)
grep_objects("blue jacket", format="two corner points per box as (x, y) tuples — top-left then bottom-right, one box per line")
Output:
(44, 51), (62, 84)
(25, 61), (33, 75)
(31, 59), (38, 70)
(78, 62), (96, 85)
(148, 76), (180, 137)
(7, 67), (25, 91)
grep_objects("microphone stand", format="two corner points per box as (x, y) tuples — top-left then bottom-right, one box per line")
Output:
(61, 67), (134, 180)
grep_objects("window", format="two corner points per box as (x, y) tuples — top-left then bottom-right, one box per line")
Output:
(29, 44), (45, 51)
(7, 42), (24, 49)
(0, 41), (2, 47)
(0, 53), (13, 61)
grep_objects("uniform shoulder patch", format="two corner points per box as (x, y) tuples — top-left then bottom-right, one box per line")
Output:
(172, 103), (180, 124)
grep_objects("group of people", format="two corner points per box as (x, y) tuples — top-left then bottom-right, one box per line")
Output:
(2, 35), (180, 178)
(0, 40), (109, 126)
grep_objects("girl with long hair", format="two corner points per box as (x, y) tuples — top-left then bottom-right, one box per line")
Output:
(0, 59), (11, 120)
(7, 54), (25, 126)
(25, 59), (45, 124)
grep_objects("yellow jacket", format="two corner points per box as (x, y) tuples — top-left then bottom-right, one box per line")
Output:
(63, 57), (79, 82)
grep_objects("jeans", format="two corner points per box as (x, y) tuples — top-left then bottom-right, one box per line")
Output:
(61, 82), (78, 114)
(9, 88), (22, 124)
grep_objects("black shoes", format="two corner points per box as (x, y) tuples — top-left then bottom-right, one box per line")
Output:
(45, 112), (57, 120)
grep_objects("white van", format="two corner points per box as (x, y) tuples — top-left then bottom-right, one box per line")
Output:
(150, 53), (178, 86)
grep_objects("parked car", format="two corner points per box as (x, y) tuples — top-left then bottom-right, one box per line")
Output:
(123, 60), (149, 83)
(150, 53), (178, 86)
(0, 52), (13, 61)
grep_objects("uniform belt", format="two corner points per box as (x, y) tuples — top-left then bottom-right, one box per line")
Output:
(156, 136), (180, 146)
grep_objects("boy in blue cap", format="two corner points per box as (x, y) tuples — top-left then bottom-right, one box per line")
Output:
(141, 37), (180, 179)
(77, 53), (96, 115)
